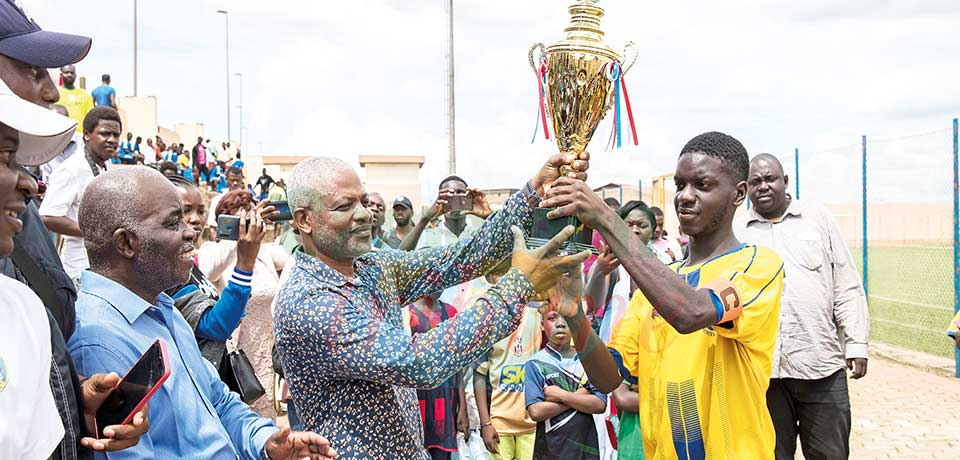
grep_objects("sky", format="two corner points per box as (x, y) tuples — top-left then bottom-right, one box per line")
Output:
(27, 0), (960, 204)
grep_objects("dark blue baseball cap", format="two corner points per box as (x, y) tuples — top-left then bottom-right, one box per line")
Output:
(0, 0), (91, 68)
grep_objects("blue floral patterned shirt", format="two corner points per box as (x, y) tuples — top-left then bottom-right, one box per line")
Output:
(274, 190), (537, 459)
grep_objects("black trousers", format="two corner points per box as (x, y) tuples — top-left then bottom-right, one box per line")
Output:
(767, 369), (851, 460)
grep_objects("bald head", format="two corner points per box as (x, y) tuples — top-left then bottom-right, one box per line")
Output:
(79, 167), (176, 266)
(288, 157), (358, 209)
(747, 153), (791, 219)
(750, 153), (784, 175)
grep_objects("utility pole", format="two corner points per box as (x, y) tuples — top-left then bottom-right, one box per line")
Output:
(133, 0), (138, 96)
(447, 0), (456, 175)
(217, 10), (231, 142)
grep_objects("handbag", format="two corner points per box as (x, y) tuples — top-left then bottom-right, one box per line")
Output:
(218, 347), (266, 405)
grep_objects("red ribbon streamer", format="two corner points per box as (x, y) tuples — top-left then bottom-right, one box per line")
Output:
(538, 61), (550, 140)
(620, 75), (638, 146)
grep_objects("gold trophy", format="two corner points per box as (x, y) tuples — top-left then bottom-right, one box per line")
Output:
(528, 0), (637, 253)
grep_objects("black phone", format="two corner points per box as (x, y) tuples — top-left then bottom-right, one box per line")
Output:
(217, 214), (242, 241)
(445, 194), (474, 213)
(95, 339), (170, 438)
(271, 201), (293, 222)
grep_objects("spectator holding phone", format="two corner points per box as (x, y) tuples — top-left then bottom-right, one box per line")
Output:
(199, 188), (288, 417)
(164, 175), (255, 369)
(68, 167), (336, 460)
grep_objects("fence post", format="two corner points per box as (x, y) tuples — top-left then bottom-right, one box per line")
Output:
(953, 118), (958, 378)
(638, 179), (642, 202)
(794, 147), (800, 200)
(862, 135), (868, 297)
(619, 184), (623, 204)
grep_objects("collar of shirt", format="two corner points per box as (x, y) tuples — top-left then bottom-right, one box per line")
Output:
(294, 247), (375, 289)
(80, 270), (170, 324)
(747, 198), (803, 224)
(543, 344), (579, 363)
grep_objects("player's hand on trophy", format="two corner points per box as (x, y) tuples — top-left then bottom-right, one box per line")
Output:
(465, 188), (493, 219)
(530, 151), (590, 196)
(540, 176), (615, 229)
(509, 225), (590, 294)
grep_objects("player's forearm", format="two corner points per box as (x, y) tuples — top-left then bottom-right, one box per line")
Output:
(41, 215), (82, 237)
(596, 214), (717, 333)
(526, 401), (568, 422)
(565, 309), (623, 394)
(560, 392), (606, 414)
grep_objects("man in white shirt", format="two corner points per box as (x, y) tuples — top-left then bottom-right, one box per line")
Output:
(39, 104), (83, 186)
(39, 106), (120, 282)
(737, 153), (869, 460)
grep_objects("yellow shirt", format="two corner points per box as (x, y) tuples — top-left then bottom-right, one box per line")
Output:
(476, 305), (542, 435)
(58, 86), (93, 133)
(609, 244), (784, 460)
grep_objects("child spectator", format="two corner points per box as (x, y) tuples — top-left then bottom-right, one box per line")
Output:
(611, 380), (643, 459)
(410, 292), (464, 460)
(475, 271), (542, 460)
(524, 309), (606, 460)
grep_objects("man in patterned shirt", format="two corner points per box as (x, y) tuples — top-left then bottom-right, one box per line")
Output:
(274, 154), (591, 459)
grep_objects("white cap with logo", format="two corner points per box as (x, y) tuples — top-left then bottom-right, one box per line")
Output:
(0, 77), (77, 166)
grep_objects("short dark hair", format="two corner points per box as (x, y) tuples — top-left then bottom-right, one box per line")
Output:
(603, 197), (621, 208)
(679, 131), (749, 182)
(159, 161), (178, 174)
(101, 74), (110, 82)
(650, 206), (664, 217)
(227, 166), (244, 177)
(82, 106), (122, 134)
(618, 200), (656, 229)
(439, 175), (468, 189)
(167, 174), (194, 188)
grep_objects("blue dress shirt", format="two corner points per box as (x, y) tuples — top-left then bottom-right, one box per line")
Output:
(68, 271), (277, 460)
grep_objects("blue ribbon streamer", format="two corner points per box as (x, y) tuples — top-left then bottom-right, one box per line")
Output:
(612, 63), (622, 149)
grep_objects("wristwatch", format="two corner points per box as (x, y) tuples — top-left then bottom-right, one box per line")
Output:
(522, 180), (543, 208)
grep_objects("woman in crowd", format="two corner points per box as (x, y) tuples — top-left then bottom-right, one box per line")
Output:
(164, 175), (262, 368)
(583, 200), (664, 459)
(200, 188), (288, 417)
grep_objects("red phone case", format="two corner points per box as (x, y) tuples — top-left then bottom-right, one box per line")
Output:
(97, 339), (171, 434)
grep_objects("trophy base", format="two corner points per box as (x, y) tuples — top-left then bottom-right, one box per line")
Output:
(528, 208), (598, 255)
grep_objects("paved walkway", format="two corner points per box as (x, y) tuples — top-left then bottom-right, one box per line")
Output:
(799, 356), (960, 459)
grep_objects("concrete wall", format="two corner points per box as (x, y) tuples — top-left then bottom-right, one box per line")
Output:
(116, 96), (158, 146)
(175, 123), (205, 149)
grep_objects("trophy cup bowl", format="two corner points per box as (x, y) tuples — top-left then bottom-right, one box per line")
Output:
(528, 0), (636, 255)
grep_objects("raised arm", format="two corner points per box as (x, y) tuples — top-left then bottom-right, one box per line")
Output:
(276, 226), (589, 390)
(389, 153), (590, 306)
(542, 178), (720, 334)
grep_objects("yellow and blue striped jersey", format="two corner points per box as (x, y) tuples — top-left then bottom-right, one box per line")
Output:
(609, 244), (784, 460)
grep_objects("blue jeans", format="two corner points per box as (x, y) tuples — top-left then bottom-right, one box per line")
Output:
(286, 399), (303, 431)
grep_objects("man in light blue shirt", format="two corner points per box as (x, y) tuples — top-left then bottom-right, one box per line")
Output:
(91, 74), (116, 109)
(67, 166), (337, 460)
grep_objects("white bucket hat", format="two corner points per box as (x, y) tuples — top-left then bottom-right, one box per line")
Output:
(0, 77), (77, 166)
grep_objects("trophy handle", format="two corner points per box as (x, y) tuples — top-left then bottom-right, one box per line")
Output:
(528, 42), (547, 76)
(620, 41), (639, 76)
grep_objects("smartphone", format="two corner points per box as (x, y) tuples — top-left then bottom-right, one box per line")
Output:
(95, 339), (170, 438)
(445, 194), (474, 213)
(271, 201), (293, 222)
(217, 214), (242, 241)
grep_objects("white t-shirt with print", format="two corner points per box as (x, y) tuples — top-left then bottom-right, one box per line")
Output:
(0, 276), (64, 459)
